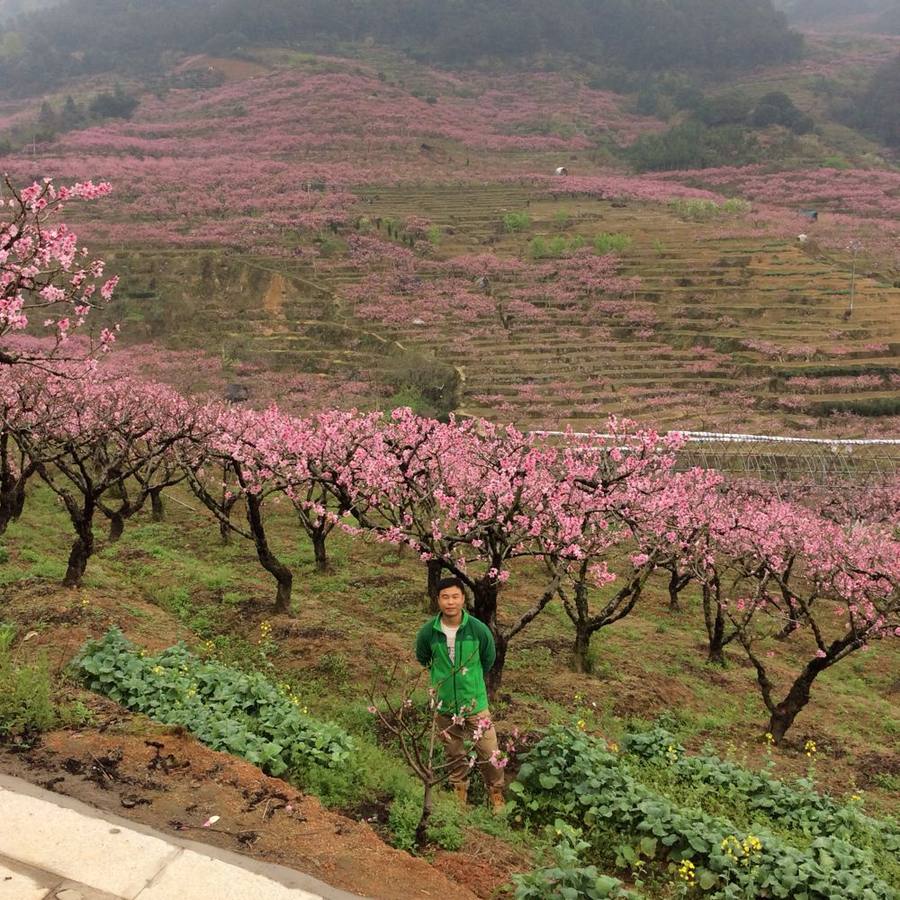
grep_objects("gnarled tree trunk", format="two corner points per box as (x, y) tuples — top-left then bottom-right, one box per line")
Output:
(150, 486), (165, 522)
(767, 657), (831, 743)
(702, 577), (728, 665)
(246, 492), (293, 614)
(107, 511), (125, 543)
(311, 528), (328, 573)
(571, 627), (592, 674)
(63, 498), (95, 588)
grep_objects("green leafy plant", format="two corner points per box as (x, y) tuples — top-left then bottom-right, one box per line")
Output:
(512, 821), (641, 899)
(510, 726), (897, 899)
(622, 727), (900, 884)
(74, 627), (353, 777)
(594, 232), (632, 254)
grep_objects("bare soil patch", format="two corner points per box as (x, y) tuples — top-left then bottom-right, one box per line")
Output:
(0, 727), (486, 900)
(174, 54), (271, 81)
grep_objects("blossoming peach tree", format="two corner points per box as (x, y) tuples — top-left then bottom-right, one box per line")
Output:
(0, 177), (117, 367)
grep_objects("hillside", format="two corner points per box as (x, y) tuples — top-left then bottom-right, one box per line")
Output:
(0, 0), (802, 93)
(1, 481), (897, 897)
(1, 45), (897, 435)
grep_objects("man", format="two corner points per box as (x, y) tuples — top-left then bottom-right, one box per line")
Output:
(414, 577), (505, 812)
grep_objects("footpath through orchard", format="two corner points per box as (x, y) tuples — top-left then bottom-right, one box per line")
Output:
(0, 773), (363, 900)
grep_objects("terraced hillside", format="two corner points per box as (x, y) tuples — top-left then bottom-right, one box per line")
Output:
(111, 183), (900, 434)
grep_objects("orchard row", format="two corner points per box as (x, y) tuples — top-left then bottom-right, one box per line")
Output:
(1, 364), (897, 746)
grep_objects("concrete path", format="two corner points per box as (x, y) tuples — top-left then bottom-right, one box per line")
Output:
(0, 774), (364, 900)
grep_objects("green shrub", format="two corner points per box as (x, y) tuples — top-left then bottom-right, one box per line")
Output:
(381, 351), (461, 420)
(0, 625), (60, 740)
(749, 91), (814, 134)
(503, 211), (532, 232)
(627, 122), (759, 172)
(530, 234), (585, 259)
(512, 822), (640, 899)
(75, 628), (353, 777)
(388, 789), (464, 852)
(548, 236), (568, 257)
(594, 232), (632, 254)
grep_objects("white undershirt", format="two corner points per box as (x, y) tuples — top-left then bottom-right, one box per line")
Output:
(441, 622), (460, 663)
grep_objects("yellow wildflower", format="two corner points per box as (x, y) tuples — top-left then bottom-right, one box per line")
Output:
(677, 859), (696, 884)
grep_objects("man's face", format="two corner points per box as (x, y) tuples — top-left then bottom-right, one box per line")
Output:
(437, 586), (465, 618)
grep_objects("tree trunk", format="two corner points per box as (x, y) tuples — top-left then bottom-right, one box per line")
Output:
(471, 578), (500, 631)
(220, 463), (233, 544)
(312, 530), (328, 573)
(12, 480), (26, 519)
(426, 558), (443, 612)
(702, 579), (726, 665)
(707, 632), (725, 665)
(246, 494), (293, 614)
(668, 570), (681, 612)
(0, 472), (29, 535)
(0, 488), (15, 536)
(767, 663), (825, 743)
(415, 782), (434, 849)
(150, 487), (165, 522)
(571, 627), (592, 674)
(108, 512), (125, 543)
(775, 561), (802, 640)
(274, 574), (293, 615)
(63, 518), (93, 587)
(471, 577), (505, 697)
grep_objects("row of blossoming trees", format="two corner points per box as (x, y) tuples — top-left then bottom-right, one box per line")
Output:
(1, 365), (898, 744)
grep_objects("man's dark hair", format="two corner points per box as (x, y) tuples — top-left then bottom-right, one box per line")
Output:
(437, 577), (466, 594)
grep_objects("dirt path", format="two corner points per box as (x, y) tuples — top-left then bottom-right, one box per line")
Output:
(0, 727), (492, 900)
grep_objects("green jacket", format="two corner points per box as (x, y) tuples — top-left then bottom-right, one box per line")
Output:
(415, 610), (495, 716)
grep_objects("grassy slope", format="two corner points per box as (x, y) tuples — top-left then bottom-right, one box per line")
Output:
(2, 480), (897, 826)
